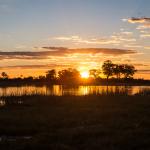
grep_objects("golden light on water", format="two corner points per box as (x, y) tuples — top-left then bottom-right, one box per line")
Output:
(80, 71), (89, 78)
(0, 85), (149, 96)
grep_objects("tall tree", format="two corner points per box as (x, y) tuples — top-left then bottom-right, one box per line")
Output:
(122, 64), (136, 79)
(46, 69), (56, 82)
(113, 64), (124, 79)
(58, 68), (80, 84)
(102, 60), (114, 80)
(1, 72), (9, 79)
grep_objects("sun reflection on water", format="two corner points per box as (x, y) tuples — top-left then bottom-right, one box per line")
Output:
(0, 85), (149, 96)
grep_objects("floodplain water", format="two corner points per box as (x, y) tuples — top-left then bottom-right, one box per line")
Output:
(0, 85), (150, 96)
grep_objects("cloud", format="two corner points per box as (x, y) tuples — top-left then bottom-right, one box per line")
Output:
(0, 64), (73, 69)
(137, 70), (150, 74)
(41, 47), (137, 56)
(124, 44), (142, 48)
(53, 35), (138, 46)
(111, 35), (136, 43)
(54, 36), (79, 41)
(133, 64), (149, 67)
(140, 34), (150, 38)
(53, 36), (121, 45)
(121, 32), (133, 35)
(125, 17), (150, 24)
(124, 17), (150, 30)
(139, 30), (150, 37)
(136, 24), (150, 29)
(144, 46), (150, 50)
(0, 47), (137, 60)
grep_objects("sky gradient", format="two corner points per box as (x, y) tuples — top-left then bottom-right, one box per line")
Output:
(0, 0), (150, 79)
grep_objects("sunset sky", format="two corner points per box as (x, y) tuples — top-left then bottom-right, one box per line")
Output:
(0, 0), (150, 79)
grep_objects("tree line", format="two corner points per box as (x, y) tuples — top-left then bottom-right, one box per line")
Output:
(0, 60), (137, 84)
(102, 60), (136, 80)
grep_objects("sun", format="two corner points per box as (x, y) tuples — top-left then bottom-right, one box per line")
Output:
(81, 71), (89, 78)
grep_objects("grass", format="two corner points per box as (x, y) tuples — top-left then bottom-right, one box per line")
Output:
(0, 94), (150, 149)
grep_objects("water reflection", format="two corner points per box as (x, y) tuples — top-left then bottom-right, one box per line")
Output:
(0, 100), (6, 107)
(0, 85), (150, 96)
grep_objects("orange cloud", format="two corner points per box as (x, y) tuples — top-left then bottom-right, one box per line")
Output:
(140, 34), (150, 38)
(124, 17), (150, 30)
(0, 47), (137, 60)
(126, 17), (150, 24)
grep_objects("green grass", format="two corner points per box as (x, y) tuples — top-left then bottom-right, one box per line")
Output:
(0, 95), (150, 150)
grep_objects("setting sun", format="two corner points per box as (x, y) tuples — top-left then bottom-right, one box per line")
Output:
(81, 71), (89, 78)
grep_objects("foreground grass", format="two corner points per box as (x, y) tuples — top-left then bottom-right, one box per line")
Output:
(0, 95), (150, 150)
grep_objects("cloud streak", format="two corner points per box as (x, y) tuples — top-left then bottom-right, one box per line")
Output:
(53, 35), (137, 46)
(127, 17), (150, 23)
(124, 17), (150, 30)
(140, 34), (150, 38)
(0, 47), (137, 60)
(0, 64), (73, 69)
(53, 36), (121, 45)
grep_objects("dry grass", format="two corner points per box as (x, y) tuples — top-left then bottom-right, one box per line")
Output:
(0, 95), (150, 149)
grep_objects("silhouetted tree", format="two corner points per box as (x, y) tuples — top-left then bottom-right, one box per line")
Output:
(122, 64), (136, 79)
(102, 60), (114, 80)
(20, 75), (23, 78)
(46, 69), (56, 82)
(1, 72), (9, 79)
(89, 69), (101, 78)
(24, 76), (34, 82)
(113, 64), (124, 79)
(58, 68), (80, 84)
(38, 75), (46, 81)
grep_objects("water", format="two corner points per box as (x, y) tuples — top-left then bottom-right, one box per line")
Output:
(0, 85), (150, 96)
